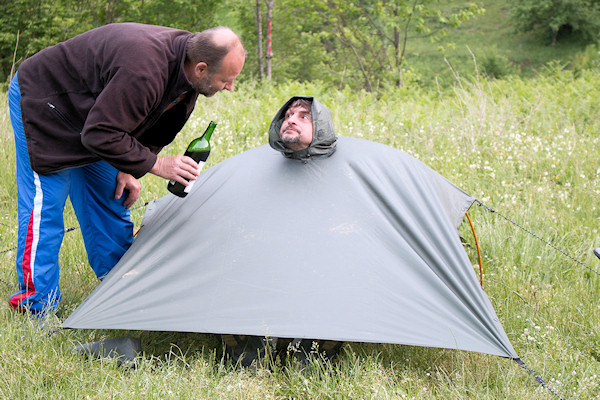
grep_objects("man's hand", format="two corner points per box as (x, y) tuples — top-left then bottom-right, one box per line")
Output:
(115, 172), (141, 209)
(150, 155), (199, 185)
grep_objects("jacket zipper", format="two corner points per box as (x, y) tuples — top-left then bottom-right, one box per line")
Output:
(47, 103), (82, 134)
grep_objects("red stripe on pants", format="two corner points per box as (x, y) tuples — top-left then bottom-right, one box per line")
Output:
(9, 208), (37, 310)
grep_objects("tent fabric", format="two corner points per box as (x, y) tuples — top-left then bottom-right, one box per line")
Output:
(63, 137), (518, 360)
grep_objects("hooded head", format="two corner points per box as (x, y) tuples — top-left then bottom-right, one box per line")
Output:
(269, 96), (337, 159)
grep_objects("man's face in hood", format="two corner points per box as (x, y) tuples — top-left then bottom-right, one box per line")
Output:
(279, 102), (313, 151)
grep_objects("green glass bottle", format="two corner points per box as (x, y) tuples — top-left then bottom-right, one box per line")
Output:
(167, 121), (217, 198)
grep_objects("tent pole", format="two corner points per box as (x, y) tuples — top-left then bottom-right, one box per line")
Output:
(466, 212), (483, 287)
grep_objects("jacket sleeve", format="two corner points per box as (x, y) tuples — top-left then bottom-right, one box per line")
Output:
(80, 66), (162, 179)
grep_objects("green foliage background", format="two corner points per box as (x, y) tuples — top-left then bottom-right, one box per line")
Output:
(1, 0), (599, 88)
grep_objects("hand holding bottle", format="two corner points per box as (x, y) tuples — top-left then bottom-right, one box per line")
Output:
(167, 121), (216, 197)
(150, 155), (199, 185)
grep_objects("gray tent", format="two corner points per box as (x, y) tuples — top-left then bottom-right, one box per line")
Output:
(64, 136), (517, 360)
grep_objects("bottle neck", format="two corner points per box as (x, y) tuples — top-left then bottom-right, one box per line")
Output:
(203, 121), (217, 141)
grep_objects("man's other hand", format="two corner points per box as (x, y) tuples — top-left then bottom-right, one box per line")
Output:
(115, 172), (141, 208)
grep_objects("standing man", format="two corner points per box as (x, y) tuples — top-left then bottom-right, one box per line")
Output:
(7, 23), (245, 314)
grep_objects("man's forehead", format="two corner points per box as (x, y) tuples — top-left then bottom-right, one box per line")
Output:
(285, 104), (311, 115)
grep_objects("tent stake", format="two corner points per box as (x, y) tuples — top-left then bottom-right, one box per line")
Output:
(515, 358), (564, 399)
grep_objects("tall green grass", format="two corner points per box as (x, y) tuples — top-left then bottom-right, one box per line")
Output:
(0, 66), (599, 398)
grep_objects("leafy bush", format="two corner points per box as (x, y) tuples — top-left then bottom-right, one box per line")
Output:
(479, 47), (518, 79)
(510, 0), (600, 45)
(573, 42), (600, 73)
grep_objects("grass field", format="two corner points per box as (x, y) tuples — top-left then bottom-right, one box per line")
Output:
(0, 64), (599, 398)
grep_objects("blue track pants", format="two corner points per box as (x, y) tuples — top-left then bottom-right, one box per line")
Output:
(8, 73), (134, 313)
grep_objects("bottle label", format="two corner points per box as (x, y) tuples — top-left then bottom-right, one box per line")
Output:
(183, 161), (206, 193)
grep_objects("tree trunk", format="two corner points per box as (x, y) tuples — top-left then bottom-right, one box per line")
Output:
(337, 29), (373, 92)
(256, 0), (264, 78)
(265, 0), (274, 81)
(105, 0), (116, 24)
(394, 25), (401, 87)
(396, 0), (418, 88)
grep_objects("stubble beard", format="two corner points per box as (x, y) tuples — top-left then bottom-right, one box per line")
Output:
(280, 125), (301, 143)
(194, 75), (217, 97)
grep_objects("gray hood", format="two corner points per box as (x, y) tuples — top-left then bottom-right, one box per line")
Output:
(268, 95), (337, 159)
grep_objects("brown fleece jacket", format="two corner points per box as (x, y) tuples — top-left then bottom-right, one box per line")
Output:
(17, 22), (200, 178)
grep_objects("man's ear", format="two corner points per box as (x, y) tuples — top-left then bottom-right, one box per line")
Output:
(194, 62), (209, 78)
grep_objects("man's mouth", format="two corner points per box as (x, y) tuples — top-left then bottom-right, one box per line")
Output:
(282, 126), (299, 134)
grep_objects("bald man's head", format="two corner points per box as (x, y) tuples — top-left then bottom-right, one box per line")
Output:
(186, 26), (245, 71)
(185, 26), (246, 97)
